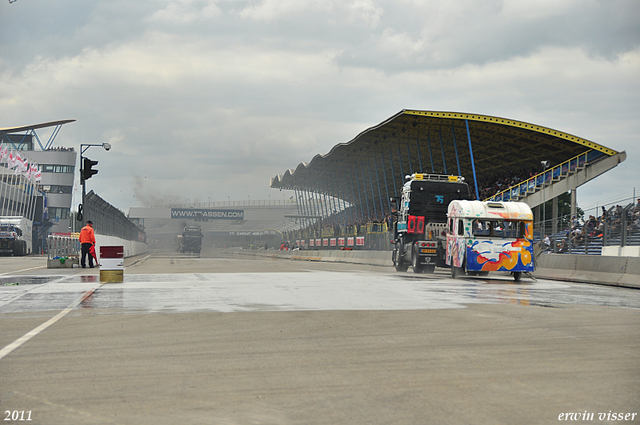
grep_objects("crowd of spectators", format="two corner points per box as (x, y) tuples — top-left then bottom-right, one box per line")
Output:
(541, 199), (640, 253)
(476, 167), (540, 200)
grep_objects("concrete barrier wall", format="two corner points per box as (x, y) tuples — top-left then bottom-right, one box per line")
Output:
(95, 234), (148, 258)
(535, 253), (640, 289)
(242, 249), (640, 289)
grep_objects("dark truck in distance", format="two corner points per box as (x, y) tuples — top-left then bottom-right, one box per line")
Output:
(179, 225), (203, 254)
(391, 173), (471, 273)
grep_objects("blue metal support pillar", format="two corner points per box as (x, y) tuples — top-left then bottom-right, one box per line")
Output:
(465, 119), (481, 200)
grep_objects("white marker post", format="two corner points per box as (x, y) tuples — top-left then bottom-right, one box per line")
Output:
(100, 246), (124, 283)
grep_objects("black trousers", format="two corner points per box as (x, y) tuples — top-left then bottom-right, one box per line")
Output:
(81, 243), (94, 268)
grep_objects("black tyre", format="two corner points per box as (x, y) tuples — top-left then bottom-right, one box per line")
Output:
(412, 246), (424, 273)
(514, 271), (522, 281)
(394, 246), (409, 272)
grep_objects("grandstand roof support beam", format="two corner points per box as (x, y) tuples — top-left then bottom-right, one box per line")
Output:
(439, 130), (447, 174)
(347, 170), (360, 221)
(397, 148), (405, 181)
(406, 143), (413, 175)
(294, 188), (302, 226)
(360, 163), (371, 220)
(329, 187), (338, 225)
(416, 138), (423, 173)
(379, 154), (391, 215)
(306, 190), (314, 228)
(372, 160), (385, 220)
(388, 151), (398, 198)
(368, 162), (378, 220)
(451, 124), (461, 176)
(465, 119), (481, 200)
(299, 189), (308, 228)
(332, 172), (345, 226)
(426, 133), (435, 172)
(335, 172), (347, 225)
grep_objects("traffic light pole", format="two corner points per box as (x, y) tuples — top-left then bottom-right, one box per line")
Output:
(79, 143), (111, 223)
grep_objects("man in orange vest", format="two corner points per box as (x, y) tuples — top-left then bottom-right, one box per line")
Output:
(79, 220), (96, 268)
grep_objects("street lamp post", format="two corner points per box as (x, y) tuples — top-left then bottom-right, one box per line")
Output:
(79, 142), (111, 223)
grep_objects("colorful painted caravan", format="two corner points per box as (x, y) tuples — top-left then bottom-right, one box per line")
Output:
(446, 200), (534, 281)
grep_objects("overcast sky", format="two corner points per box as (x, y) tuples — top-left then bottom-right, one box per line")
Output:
(1, 0), (638, 217)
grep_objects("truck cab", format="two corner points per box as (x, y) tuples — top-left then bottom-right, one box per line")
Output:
(391, 174), (471, 273)
(0, 216), (33, 256)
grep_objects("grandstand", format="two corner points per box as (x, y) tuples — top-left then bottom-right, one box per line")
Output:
(271, 109), (629, 254)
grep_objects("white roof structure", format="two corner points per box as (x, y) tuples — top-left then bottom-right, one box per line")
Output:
(448, 200), (533, 221)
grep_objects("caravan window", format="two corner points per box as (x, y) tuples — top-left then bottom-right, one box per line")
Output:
(472, 220), (526, 238)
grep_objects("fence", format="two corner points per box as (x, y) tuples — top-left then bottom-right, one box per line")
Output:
(284, 222), (392, 251)
(535, 202), (640, 255)
(84, 190), (146, 242)
(47, 234), (80, 261)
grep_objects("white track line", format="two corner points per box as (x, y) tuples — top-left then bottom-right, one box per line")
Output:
(0, 283), (104, 361)
(0, 265), (47, 276)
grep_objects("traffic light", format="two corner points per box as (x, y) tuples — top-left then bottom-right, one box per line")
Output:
(82, 157), (99, 181)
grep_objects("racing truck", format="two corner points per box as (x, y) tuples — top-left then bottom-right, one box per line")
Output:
(0, 216), (32, 256)
(179, 225), (203, 254)
(391, 174), (471, 273)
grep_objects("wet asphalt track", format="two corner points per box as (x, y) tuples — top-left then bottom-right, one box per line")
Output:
(1, 250), (639, 315)
(0, 250), (639, 424)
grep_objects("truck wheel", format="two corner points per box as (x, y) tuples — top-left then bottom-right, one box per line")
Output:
(513, 271), (522, 282)
(394, 247), (409, 272)
(412, 246), (424, 273)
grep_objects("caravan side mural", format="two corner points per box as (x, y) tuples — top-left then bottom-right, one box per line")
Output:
(447, 200), (534, 281)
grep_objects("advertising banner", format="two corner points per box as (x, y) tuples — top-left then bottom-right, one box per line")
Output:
(347, 237), (354, 246)
(330, 238), (336, 246)
(338, 237), (345, 246)
(171, 208), (244, 220)
(356, 236), (365, 246)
